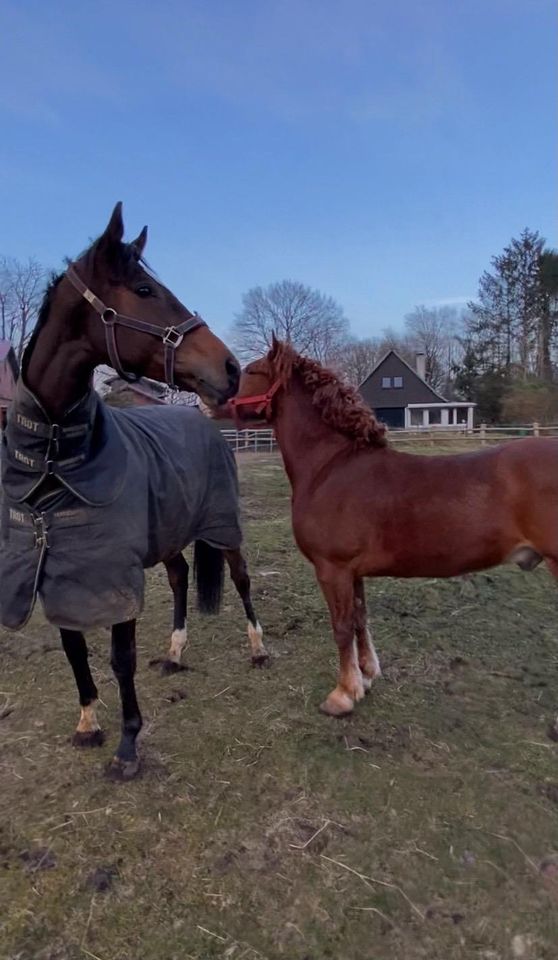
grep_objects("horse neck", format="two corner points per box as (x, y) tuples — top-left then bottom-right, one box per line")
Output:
(272, 379), (350, 488)
(24, 283), (100, 418)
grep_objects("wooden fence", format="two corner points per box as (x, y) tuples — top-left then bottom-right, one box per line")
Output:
(221, 423), (558, 454)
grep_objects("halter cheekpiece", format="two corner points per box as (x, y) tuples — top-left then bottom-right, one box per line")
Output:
(65, 265), (206, 387)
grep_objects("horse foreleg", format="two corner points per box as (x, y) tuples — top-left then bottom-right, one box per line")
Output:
(153, 554), (189, 675)
(224, 548), (268, 666)
(107, 620), (142, 780)
(354, 578), (382, 692)
(60, 629), (104, 747)
(317, 567), (364, 717)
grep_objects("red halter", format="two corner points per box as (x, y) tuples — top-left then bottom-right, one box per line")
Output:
(227, 379), (282, 427)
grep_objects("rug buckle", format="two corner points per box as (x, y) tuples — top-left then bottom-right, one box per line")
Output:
(33, 515), (49, 550)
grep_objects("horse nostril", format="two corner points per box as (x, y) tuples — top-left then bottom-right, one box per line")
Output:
(226, 356), (240, 387)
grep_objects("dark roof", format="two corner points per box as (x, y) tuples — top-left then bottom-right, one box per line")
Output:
(358, 350), (446, 409)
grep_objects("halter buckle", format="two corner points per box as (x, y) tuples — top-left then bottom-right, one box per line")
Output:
(101, 307), (117, 326)
(163, 327), (184, 349)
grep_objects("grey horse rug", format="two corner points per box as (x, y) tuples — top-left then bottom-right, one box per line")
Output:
(0, 380), (242, 631)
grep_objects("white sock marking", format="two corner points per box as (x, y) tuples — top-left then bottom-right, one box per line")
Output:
(169, 627), (188, 664)
(247, 621), (266, 657)
(77, 702), (100, 733)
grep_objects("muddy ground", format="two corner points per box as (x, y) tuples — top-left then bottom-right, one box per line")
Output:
(1, 452), (557, 960)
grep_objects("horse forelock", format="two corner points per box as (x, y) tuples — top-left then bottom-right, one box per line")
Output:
(268, 341), (387, 449)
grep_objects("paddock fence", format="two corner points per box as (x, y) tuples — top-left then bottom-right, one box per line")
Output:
(222, 422), (558, 454)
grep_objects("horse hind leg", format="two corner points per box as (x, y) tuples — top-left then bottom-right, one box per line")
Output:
(150, 554), (189, 675)
(224, 548), (269, 666)
(353, 578), (382, 692)
(60, 629), (105, 747)
(107, 620), (142, 781)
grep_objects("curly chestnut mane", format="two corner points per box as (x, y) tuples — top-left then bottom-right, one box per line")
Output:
(269, 341), (387, 449)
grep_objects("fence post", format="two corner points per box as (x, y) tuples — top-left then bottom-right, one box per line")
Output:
(480, 422), (486, 446)
(533, 421), (540, 437)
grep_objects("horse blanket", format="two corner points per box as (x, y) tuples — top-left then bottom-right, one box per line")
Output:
(0, 379), (241, 631)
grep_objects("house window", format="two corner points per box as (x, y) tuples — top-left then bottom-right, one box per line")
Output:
(410, 408), (423, 426)
(428, 408), (442, 425)
(381, 377), (391, 388)
(393, 376), (403, 388)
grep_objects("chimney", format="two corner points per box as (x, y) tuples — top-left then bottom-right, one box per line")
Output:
(415, 352), (426, 380)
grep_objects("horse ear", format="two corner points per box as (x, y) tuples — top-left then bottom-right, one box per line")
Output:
(98, 202), (125, 251)
(131, 225), (148, 259)
(270, 331), (280, 355)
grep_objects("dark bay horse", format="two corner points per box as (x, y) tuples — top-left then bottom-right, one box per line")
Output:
(220, 337), (558, 717)
(0, 204), (266, 780)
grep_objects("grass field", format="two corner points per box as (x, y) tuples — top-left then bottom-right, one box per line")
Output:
(1, 452), (558, 960)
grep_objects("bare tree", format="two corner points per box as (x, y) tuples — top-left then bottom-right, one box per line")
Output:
(231, 279), (350, 363)
(335, 337), (383, 385)
(0, 257), (47, 361)
(404, 305), (464, 391)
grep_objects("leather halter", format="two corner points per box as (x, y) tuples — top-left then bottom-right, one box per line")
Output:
(228, 379), (282, 427)
(65, 265), (206, 387)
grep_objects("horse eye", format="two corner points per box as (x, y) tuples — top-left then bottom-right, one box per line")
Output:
(135, 285), (152, 298)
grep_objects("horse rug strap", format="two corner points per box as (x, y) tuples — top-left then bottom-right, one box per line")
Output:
(0, 379), (242, 630)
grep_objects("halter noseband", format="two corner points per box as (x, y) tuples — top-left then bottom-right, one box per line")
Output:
(65, 265), (206, 387)
(228, 378), (282, 427)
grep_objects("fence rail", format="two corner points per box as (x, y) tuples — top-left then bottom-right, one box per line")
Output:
(221, 423), (558, 453)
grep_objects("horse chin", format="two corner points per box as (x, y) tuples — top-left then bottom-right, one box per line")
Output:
(171, 373), (227, 407)
(209, 400), (234, 420)
(196, 382), (233, 407)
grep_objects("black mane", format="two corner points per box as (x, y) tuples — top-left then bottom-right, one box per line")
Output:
(21, 272), (64, 375)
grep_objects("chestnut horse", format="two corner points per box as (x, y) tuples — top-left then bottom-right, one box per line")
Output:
(221, 338), (558, 717)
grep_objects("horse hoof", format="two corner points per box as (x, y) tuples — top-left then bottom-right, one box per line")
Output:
(319, 689), (354, 717)
(251, 653), (271, 668)
(105, 757), (140, 781)
(72, 729), (105, 748)
(361, 675), (373, 694)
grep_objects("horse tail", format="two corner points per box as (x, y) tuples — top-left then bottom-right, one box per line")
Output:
(194, 540), (224, 614)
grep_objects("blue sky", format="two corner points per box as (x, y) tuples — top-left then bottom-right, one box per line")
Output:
(0, 0), (555, 340)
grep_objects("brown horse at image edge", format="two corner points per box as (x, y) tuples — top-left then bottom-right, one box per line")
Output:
(217, 337), (558, 718)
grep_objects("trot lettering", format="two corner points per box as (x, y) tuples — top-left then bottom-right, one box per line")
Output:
(16, 414), (40, 432)
(14, 449), (35, 467)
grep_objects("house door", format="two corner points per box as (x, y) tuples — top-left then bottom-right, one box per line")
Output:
(375, 407), (404, 428)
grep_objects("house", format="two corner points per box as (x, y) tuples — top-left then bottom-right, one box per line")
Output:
(358, 350), (475, 430)
(0, 340), (19, 429)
